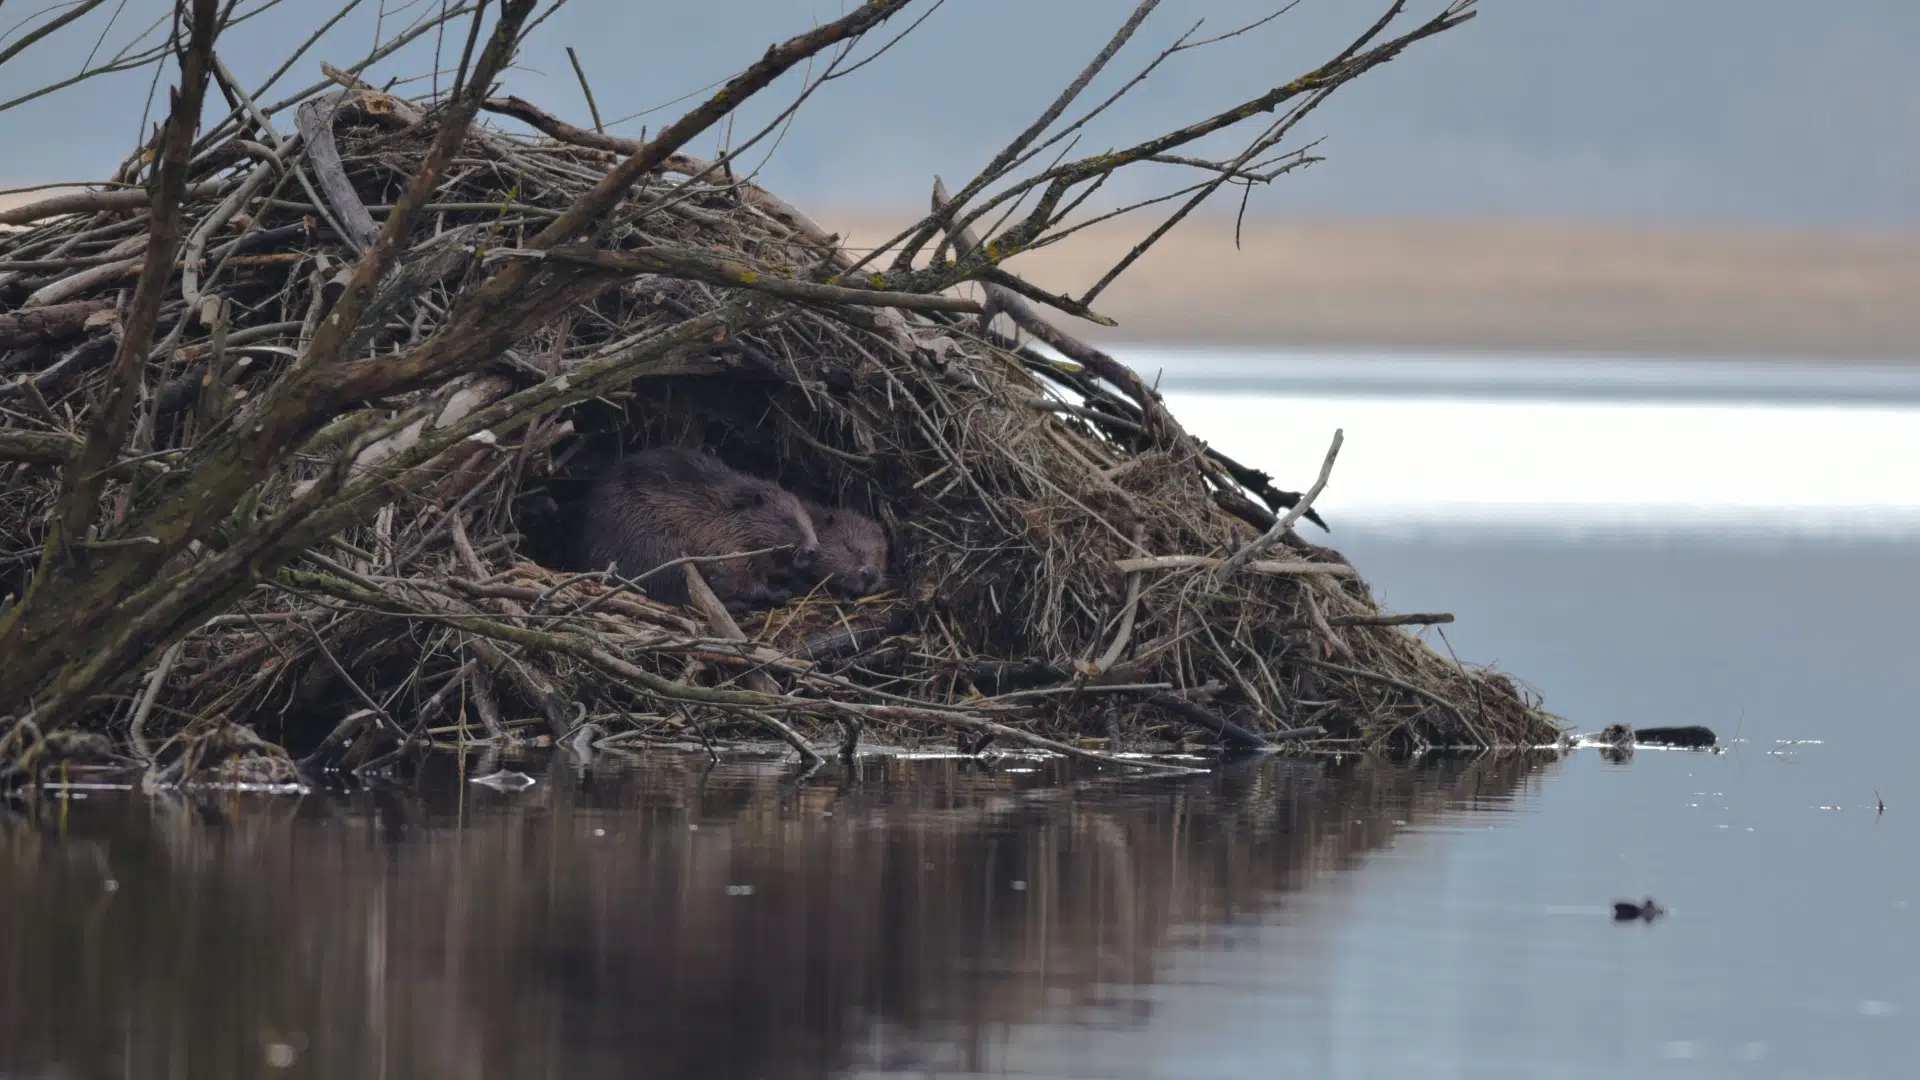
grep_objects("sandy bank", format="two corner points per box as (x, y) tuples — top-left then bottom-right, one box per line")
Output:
(819, 212), (1920, 361)
(12, 184), (1916, 360)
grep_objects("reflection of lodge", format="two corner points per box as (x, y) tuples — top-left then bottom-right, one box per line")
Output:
(0, 752), (1553, 1078)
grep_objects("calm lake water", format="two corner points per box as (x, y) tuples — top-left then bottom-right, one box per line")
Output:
(5, 351), (1919, 1079)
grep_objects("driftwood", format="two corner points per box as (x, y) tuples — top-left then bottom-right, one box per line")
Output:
(293, 95), (380, 254)
(0, 0), (1558, 785)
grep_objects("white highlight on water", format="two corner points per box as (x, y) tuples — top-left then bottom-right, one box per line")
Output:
(1106, 346), (1920, 536)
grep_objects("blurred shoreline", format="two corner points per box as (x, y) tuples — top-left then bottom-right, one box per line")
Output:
(12, 185), (1918, 360)
(820, 211), (1920, 362)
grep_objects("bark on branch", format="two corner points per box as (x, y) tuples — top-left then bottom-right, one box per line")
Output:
(539, 242), (982, 313)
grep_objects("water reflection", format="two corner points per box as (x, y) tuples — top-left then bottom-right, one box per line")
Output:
(0, 751), (1550, 1080)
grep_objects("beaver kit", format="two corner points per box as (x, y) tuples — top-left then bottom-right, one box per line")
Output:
(0, 1), (1560, 782)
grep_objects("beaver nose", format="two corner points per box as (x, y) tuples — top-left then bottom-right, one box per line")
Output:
(860, 568), (880, 591)
(792, 546), (817, 570)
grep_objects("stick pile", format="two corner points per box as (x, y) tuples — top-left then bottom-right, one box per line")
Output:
(0, 0), (1558, 782)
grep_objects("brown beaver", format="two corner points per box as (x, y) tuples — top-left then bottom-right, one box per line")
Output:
(579, 447), (818, 609)
(796, 499), (889, 598)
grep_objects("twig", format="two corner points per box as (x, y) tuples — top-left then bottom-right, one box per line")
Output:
(0, 1), (113, 69)
(564, 46), (605, 134)
(532, 243), (984, 313)
(1092, 561), (1143, 673)
(1291, 611), (1453, 629)
(892, 0), (1161, 269)
(255, 2), (479, 117)
(1222, 428), (1341, 571)
(128, 641), (184, 762)
(932, 177), (1160, 414)
(1302, 585), (1353, 659)
(1113, 555), (1356, 578)
(1433, 626), (1490, 745)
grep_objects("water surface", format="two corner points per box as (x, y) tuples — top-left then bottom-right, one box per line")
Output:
(4, 352), (1917, 1079)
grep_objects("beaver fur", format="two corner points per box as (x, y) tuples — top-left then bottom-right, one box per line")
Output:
(579, 447), (819, 609)
(797, 500), (889, 598)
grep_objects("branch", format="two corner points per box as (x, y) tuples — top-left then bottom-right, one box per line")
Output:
(856, 1), (1476, 287)
(1296, 655), (1470, 735)
(518, 0), (914, 255)
(538, 242), (982, 313)
(564, 45), (605, 133)
(280, 567), (1192, 774)
(31, 0), (221, 578)
(1322, 612), (1453, 628)
(482, 92), (630, 153)
(299, 0), (536, 375)
(1113, 555), (1356, 578)
(5, 298), (773, 718)
(1221, 428), (1341, 571)
(0, 180), (228, 226)
(254, 2), (478, 117)
(890, 0), (1161, 270)
(0, 0), (112, 69)
(480, 94), (857, 263)
(931, 177), (1162, 418)
(0, 429), (74, 465)
(0, 4), (549, 720)
(0, 299), (115, 350)
(294, 92), (381, 254)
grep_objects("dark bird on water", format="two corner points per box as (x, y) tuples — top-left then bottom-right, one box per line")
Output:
(1613, 897), (1665, 922)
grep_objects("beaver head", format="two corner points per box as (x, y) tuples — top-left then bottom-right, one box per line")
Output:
(803, 502), (888, 597)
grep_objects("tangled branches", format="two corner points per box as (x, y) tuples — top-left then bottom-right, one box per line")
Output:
(0, 0), (1556, 783)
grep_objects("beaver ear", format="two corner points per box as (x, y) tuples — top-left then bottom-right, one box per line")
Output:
(820, 510), (839, 527)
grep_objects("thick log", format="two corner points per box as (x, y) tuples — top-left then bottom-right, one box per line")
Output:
(0, 299), (114, 350)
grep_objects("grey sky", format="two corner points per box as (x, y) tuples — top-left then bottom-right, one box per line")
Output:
(2, 0), (1916, 226)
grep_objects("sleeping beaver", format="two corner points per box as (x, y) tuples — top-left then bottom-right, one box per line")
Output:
(796, 499), (889, 598)
(579, 447), (819, 609)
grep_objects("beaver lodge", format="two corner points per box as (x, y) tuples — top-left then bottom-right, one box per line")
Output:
(0, 0), (1558, 786)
